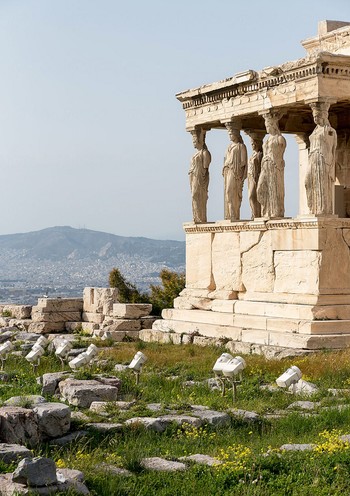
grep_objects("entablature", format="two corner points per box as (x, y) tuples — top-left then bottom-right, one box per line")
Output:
(177, 53), (350, 133)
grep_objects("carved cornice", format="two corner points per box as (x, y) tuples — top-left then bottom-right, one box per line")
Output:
(178, 55), (350, 111)
(183, 217), (350, 234)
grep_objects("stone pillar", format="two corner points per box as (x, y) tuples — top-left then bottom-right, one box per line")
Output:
(295, 133), (310, 216)
(188, 127), (211, 223)
(304, 100), (337, 216)
(245, 130), (265, 219)
(257, 111), (286, 218)
(222, 120), (247, 221)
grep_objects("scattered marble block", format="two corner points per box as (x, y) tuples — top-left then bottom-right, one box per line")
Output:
(83, 287), (119, 315)
(82, 312), (104, 324)
(280, 443), (315, 451)
(2, 305), (32, 320)
(35, 298), (83, 313)
(287, 401), (320, 410)
(59, 379), (119, 408)
(33, 403), (71, 439)
(124, 417), (166, 433)
(102, 320), (141, 332)
(192, 409), (231, 426)
(12, 457), (57, 487)
(0, 407), (40, 448)
(229, 409), (260, 422)
(49, 431), (88, 447)
(57, 468), (85, 483)
(0, 444), (32, 465)
(178, 454), (222, 466)
(31, 310), (82, 323)
(0, 330), (17, 343)
(40, 372), (71, 396)
(85, 423), (123, 433)
(140, 457), (187, 472)
(4, 396), (47, 408)
(96, 464), (132, 476)
(112, 303), (152, 319)
(158, 415), (202, 428)
(288, 379), (319, 396)
(28, 322), (66, 334)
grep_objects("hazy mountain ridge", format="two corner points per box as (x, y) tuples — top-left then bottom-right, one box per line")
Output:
(0, 226), (185, 266)
(0, 227), (185, 304)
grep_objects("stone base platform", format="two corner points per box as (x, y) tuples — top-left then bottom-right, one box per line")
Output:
(150, 217), (350, 352)
(152, 309), (350, 350)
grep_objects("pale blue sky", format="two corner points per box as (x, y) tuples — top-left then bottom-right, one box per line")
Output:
(0, 0), (348, 240)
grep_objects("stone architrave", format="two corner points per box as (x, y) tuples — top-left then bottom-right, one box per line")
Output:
(246, 131), (264, 218)
(257, 111), (286, 218)
(223, 123), (247, 221)
(305, 101), (337, 215)
(188, 128), (211, 223)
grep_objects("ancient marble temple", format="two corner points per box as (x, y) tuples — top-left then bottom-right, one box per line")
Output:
(153, 21), (350, 352)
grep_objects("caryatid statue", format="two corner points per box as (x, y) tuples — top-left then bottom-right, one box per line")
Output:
(305, 101), (337, 215)
(257, 111), (286, 218)
(188, 128), (211, 223)
(222, 123), (248, 221)
(246, 131), (264, 219)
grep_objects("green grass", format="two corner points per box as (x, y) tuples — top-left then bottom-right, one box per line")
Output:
(3, 342), (350, 494)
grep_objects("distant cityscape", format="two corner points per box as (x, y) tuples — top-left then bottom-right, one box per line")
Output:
(0, 227), (185, 305)
(0, 252), (183, 305)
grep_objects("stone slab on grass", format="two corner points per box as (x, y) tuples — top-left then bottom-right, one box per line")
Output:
(58, 379), (119, 408)
(178, 454), (222, 466)
(229, 409), (260, 422)
(192, 409), (231, 426)
(280, 443), (315, 451)
(96, 464), (132, 477)
(4, 396), (47, 408)
(0, 472), (90, 495)
(158, 415), (202, 427)
(57, 468), (85, 483)
(124, 417), (167, 433)
(287, 401), (320, 410)
(13, 457), (57, 487)
(85, 423), (123, 433)
(140, 457), (187, 472)
(0, 444), (32, 465)
(49, 431), (89, 447)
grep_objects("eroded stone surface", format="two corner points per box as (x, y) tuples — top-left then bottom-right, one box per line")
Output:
(0, 444), (32, 465)
(280, 443), (315, 451)
(0, 407), (40, 448)
(178, 454), (222, 466)
(12, 457), (57, 487)
(112, 303), (152, 319)
(33, 403), (71, 439)
(58, 379), (119, 408)
(140, 457), (186, 472)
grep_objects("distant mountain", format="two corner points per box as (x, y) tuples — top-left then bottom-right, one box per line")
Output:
(0, 226), (185, 266)
(0, 227), (185, 304)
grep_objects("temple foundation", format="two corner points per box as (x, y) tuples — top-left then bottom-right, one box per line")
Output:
(153, 217), (350, 350)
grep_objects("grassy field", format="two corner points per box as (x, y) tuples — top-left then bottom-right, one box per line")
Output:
(2, 341), (350, 495)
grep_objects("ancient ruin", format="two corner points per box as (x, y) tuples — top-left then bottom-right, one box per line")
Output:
(152, 20), (350, 352)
